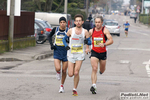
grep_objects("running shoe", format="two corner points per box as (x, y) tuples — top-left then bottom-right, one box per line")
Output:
(72, 90), (78, 96)
(59, 85), (64, 93)
(56, 72), (61, 81)
(90, 86), (96, 94)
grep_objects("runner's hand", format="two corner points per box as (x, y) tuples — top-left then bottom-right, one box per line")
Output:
(85, 48), (91, 54)
(51, 45), (56, 50)
(65, 46), (70, 50)
(99, 43), (105, 48)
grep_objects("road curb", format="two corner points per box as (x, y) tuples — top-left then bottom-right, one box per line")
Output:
(33, 51), (53, 60)
(0, 52), (53, 62)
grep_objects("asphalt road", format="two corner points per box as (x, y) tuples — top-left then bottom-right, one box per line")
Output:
(0, 14), (150, 100)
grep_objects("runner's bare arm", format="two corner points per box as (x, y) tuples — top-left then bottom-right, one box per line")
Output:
(85, 29), (91, 38)
(66, 28), (72, 37)
(104, 28), (113, 46)
(89, 29), (93, 37)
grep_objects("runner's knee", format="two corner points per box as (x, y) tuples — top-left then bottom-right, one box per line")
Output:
(56, 67), (61, 72)
(62, 69), (67, 73)
(92, 65), (98, 72)
(68, 72), (74, 77)
(74, 70), (79, 76)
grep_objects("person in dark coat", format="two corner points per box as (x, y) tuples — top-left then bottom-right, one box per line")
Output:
(83, 19), (91, 31)
(134, 17), (137, 23)
(88, 14), (92, 22)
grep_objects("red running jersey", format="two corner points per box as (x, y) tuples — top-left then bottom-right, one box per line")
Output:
(92, 27), (106, 53)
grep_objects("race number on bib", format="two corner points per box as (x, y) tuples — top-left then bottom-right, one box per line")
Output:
(55, 35), (65, 46)
(71, 44), (83, 53)
(94, 37), (103, 47)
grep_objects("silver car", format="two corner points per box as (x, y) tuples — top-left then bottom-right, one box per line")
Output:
(104, 21), (120, 37)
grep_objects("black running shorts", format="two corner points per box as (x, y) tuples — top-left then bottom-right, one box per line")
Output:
(90, 50), (107, 60)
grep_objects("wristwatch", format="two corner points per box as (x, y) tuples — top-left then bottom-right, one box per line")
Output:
(104, 43), (106, 46)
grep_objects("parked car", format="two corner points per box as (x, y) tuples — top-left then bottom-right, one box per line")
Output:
(104, 20), (121, 36)
(130, 12), (137, 18)
(35, 18), (52, 38)
(34, 22), (47, 44)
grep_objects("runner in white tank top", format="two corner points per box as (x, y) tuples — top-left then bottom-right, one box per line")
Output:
(62, 14), (91, 96)
(67, 27), (85, 59)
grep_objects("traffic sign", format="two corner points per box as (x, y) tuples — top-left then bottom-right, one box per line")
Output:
(7, 0), (21, 16)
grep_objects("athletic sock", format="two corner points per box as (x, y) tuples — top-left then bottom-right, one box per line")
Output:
(57, 71), (60, 74)
(73, 88), (77, 91)
(92, 84), (96, 88)
(60, 84), (63, 87)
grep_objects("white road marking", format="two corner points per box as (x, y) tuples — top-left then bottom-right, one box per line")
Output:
(109, 48), (150, 51)
(143, 60), (150, 78)
(119, 60), (130, 64)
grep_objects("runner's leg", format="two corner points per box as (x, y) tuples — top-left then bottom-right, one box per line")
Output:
(68, 61), (75, 77)
(91, 57), (99, 84)
(61, 61), (68, 85)
(99, 60), (106, 74)
(125, 30), (127, 36)
(74, 60), (83, 89)
(90, 57), (99, 94)
(126, 31), (128, 36)
(54, 59), (61, 72)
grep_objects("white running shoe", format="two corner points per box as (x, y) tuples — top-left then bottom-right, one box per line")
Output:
(56, 72), (61, 81)
(59, 85), (64, 93)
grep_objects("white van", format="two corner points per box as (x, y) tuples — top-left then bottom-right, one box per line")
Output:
(35, 12), (72, 28)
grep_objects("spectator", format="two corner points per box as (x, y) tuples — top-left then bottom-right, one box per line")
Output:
(88, 14), (92, 22)
(83, 18), (91, 31)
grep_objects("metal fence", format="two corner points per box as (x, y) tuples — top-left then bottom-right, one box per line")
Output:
(0, 10), (35, 40)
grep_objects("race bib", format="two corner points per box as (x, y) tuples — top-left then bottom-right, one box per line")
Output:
(55, 35), (65, 46)
(94, 37), (103, 47)
(71, 44), (83, 53)
(126, 26), (128, 28)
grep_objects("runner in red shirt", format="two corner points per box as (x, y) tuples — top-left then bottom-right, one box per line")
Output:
(89, 16), (113, 94)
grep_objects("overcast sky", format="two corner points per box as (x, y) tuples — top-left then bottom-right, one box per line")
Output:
(123, 0), (130, 4)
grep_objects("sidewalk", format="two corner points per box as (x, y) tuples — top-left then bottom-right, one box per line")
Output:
(0, 42), (53, 61)
(133, 19), (150, 30)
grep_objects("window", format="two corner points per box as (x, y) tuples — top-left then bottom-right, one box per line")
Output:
(105, 22), (118, 26)
(34, 23), (40, 29)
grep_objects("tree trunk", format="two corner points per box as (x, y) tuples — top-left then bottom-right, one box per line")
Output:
(54, 0), (63, 12)
(44, 0), (48, 11)
(49, 0), (54, 11)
